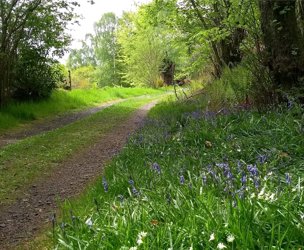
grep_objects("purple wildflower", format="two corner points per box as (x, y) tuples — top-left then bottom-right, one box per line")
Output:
(237, 161), (243, 172)
(102, 177), (108, 192)
(257, 155), (267, 164)
(236, 186), (246, 199)
(224, 168), (233, 179)
(152, 162), (161, 174)
(128, 179), (135, 186)
(180, 175), (185, 185)
(247, 164), (258, 177)
(285, 173), (291, 185)
(202, 174), (207, 185)
(131, 186), (140, 196)
(216, 163), (229, 169)
(241, 172), (247, 185)
(254, 179), (260, 189)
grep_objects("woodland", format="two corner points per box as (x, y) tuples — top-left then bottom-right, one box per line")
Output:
(0, 0), (304, 249)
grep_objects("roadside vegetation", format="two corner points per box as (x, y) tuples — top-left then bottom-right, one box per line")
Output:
(52, 92), (304, 249)
(0, 87), (164, 133)
(0, 94), (164, 204)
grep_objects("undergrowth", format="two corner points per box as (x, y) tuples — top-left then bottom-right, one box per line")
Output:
(53, 97), (304, 249)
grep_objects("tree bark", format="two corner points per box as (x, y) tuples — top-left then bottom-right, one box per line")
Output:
(259, 0), (304, 90)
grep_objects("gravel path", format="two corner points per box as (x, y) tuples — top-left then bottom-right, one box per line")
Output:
(0, 100), (158, 249)
(0, 99), (123, 149)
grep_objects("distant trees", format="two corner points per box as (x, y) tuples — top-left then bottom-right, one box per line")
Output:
(68, 12), (122, 87)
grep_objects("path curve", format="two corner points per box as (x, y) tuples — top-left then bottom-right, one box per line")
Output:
(0, 99), (123, 149)
(0, 100), (158, 249)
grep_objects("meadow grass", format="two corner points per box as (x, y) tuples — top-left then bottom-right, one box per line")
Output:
(0, 87), (165, 132)
(0, 94), (164, 204)
(53, 97), (304, 249)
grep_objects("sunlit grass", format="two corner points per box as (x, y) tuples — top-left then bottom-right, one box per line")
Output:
(53, 98), (304, 249)
(0, 87), (165, 132)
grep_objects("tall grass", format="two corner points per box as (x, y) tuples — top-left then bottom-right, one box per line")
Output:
(53, 98), (304, 249)
(203, 65), (252, 110)
(0, 87), (165, 132)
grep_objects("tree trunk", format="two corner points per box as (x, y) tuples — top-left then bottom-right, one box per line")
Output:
(219, 28), (246, 68)
(162, 59), (175, 85)
(259, 0), (304, 90)
(0, 53), (11, 107)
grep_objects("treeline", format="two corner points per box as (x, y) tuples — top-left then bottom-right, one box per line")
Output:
(1, 0), (304, 107)
(70, 0), (304, 105)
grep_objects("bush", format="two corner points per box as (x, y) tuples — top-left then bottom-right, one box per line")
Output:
(13, 48), (62, 100)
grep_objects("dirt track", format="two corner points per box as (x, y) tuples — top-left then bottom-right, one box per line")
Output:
(0, 99), (123, 149)
(0, 100), (157, 249)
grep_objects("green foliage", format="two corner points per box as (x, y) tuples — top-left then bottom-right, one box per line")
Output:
(67, 12), (123, 87)
(0, 0), (80, 105)
(52, 98), (304, 249)
(203, 65), (252, 110)
(70, 65), (97, 89)
(0, 87), (166, 132)
(13, 48), (63, 100)
(93, 13), (122, 86)
(118, 23), (165, 87)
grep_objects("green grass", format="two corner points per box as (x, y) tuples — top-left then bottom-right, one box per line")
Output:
(0, 94), (164, 204)
(0, 87), (165, 133)
(52, 97), (304, 249)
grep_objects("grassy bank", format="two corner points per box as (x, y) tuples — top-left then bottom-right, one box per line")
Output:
(52, 97), (304, 249)
(0, 87), (165, 133)
(0, 94), (164, 204)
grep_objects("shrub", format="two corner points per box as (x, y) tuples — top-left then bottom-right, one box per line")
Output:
(13, 48), (62, 100)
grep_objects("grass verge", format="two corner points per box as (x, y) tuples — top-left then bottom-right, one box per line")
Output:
(0, 87), (165, 133)
(0, 94), (164, 205)
(52, 97), (304, 249)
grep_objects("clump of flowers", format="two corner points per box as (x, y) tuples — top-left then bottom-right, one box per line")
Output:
(136, 231), (147, 245)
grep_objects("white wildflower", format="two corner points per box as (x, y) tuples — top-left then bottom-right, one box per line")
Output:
(137, 231), (147, 245)
(209, 233), (215, 241)
(258, 188), (265, 199)
(250, 193), (256, 199)
(217, 242), (227, 249)
(139, 231), (147, 238)
(227, 234), (235, 243)
(85, 218), (93, 228)
(137, 239), (143, 245)
(269, 193), (275, 201)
